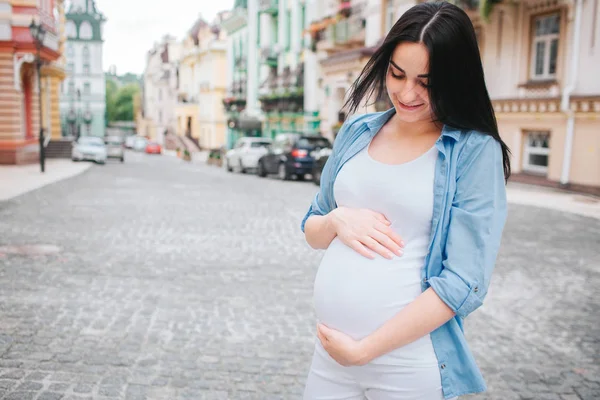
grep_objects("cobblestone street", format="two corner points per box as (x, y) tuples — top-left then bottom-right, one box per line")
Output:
(0, 153), (598, 400)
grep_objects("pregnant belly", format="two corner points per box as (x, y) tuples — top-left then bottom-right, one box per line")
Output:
(314, 237), (426, 340)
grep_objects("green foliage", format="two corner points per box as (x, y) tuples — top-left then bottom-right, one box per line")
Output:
(105, 79), (118, 123)
(105, 82), (140, 123)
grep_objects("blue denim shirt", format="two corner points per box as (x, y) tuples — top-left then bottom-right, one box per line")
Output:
(301, 108), (508, 398)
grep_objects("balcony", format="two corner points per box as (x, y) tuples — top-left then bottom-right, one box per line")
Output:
(260, 47), (279, 67)
(234, 56), (247, 72)
(324, 16), (365, 47)
(259, 0), (278, 15)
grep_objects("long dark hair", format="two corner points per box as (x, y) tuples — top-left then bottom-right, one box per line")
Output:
(344, 1), (511, 180)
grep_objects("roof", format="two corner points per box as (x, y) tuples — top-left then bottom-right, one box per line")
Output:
(188, 16), (209, 45)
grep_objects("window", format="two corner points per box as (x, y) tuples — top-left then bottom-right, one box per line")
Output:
(83, 82), (91, 94)
(83, 64), (90, 75)
(83, 46), (90, 61)
(530, 14), (560, 80)
(523, 131), (550, 174)
(68, 81), (75, 94)
(79, 21), (93, 40)
(66, 21), (76, 38)
(250, 141), (271, 148)
(67, 45), (74, 58)
(67, 63), (74, 73)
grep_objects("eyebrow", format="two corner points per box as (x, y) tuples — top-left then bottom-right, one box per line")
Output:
(389, 60), (430, 78)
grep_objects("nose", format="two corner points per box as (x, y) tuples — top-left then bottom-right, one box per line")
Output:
(398, 81), (421, 104)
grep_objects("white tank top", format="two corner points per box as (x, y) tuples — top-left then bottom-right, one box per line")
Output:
(313, 139), (439, 365)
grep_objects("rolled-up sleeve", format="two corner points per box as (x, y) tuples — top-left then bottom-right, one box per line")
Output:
(428, 135), (508, 319)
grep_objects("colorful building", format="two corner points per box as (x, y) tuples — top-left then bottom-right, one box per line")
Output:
(222, 0), (262, 148)
(176, 13), (229, 150)
(471, 0), (600, 191)
(0, 0), (65, 164)
(59, 0), (106, 139)
(305, 0), (402, 141)
(257, 0), (308, 139)
(138, 35), (181, 145)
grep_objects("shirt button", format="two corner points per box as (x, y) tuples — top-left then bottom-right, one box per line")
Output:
(474, 286), (479, 293)
(440, 364), (446, 369)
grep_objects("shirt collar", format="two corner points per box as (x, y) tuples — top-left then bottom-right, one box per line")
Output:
(364, 107), (461, 141)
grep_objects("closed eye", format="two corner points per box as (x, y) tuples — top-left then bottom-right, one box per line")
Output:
(390, 70), (430, 88)
(390, 71), (404, 80)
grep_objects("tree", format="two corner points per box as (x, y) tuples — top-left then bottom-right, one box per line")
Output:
(105, 79), (118, 124)
(113, 84), (140, 121)
(105, 81), (139, 122)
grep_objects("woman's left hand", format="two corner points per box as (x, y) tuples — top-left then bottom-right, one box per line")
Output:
(317, 324), (371, 367)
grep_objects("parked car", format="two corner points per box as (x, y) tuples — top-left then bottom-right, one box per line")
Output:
(105, 136), (125, 162)
(225, 137), (272, 173)
(145, 141), (162, 154)
(257, 133), (332, 180)
(311, 147), (332, 186)
(133, 136), (148, 151)
(71, 136), (107, 164)
(124, 135), (137, 149)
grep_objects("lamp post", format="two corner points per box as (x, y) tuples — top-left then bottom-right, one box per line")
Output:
(29, 20), (47, 173)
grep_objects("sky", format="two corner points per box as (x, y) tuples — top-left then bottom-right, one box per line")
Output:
(96, 0), (235, 75)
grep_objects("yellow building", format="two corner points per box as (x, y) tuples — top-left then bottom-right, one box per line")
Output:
(44, 0), (67, 141)
(176, 13), (228, 150)
(469, 0), (600, 192)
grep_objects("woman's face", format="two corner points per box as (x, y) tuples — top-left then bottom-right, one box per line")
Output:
(385, 42), (432, 124)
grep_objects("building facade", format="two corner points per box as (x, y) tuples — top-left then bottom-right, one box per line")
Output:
(138, 36), (180, 145)
(222, 0), (261, 148)
(220, 0), (599, 190)
(59, 0), (106, 139)
(0, 0), (65, 164)
(305, 0), (411, 141)
(176, 13), (229, 150)
(474, 0), (600, 190)
(257, 0), (308, 138)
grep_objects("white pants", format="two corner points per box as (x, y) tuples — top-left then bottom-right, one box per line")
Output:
(304, 343), (456, 400)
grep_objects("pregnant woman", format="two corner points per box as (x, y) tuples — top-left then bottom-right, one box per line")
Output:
(301, 3), (510, 400)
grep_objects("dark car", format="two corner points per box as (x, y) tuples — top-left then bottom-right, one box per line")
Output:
(311, 147), (332, 186)
(257, 133), (332, 181)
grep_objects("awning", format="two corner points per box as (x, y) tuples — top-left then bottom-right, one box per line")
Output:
(228, 116), (262, 131)
(303, 17), (337, 34)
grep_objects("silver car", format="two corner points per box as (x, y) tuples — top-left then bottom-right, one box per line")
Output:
(225, 137), (272, 173)
(105, 136), (125, 162)
(72, 136), (107, 164)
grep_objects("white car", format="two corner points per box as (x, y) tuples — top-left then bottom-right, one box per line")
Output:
(125, 135), (137, 149)
(225, 137), (272, 173)
(133, 136), (148, 152)
(72, 136), (107, 164)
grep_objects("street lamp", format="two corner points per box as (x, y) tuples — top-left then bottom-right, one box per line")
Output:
(29, 20), (47, 173)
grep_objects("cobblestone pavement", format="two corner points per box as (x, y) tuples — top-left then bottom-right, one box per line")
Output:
(0, 152), (598, 400)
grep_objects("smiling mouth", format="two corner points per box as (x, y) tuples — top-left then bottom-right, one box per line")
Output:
(397, 100), (424, 111)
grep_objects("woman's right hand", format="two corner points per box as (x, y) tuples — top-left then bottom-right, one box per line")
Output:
(329, 207), (405, 260)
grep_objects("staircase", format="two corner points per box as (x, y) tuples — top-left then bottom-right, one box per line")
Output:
(46, 138), (73, 159)
(181, 135), (201, 152)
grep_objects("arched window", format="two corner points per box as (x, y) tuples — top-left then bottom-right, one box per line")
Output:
(79, 21), (93, 40)
(66, 21), (77, 38)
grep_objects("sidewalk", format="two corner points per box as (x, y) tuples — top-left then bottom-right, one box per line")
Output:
(0, 159), (93, 201)
(507, 181), (600, 220)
